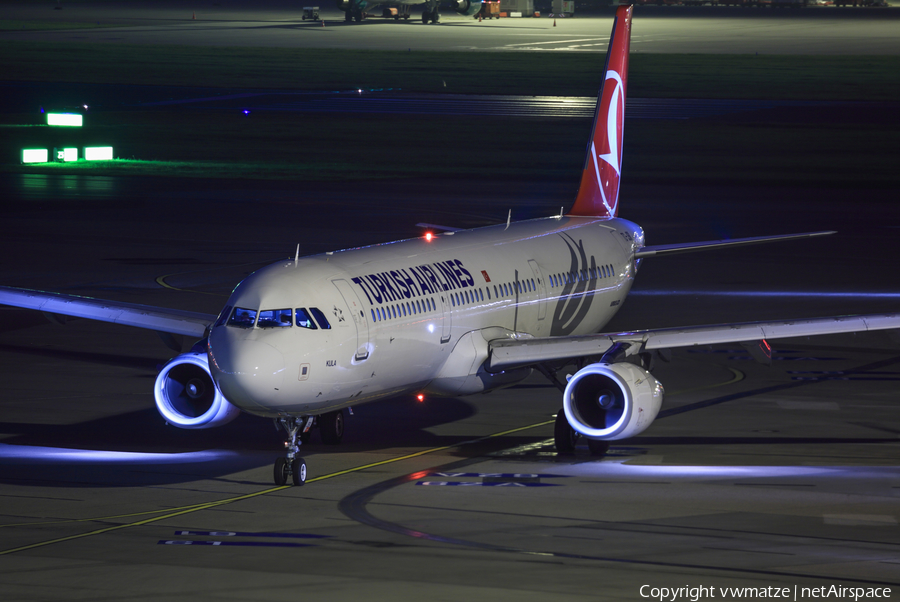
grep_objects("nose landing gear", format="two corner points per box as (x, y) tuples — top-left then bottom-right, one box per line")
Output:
(274, 416), (313, 486)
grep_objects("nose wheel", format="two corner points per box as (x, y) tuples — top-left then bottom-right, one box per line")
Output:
(274, 416), (313, 486)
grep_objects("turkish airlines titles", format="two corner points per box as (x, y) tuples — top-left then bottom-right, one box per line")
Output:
(351, 259), (476, 307)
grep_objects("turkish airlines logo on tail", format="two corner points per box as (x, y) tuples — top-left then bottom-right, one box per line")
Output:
(591, 70), (624, 217)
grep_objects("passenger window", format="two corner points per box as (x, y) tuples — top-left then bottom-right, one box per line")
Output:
(309, 307), (332, 329)
(228, 307), (257, 328)
(258, 308), (292, 328)
(214, 305), (233, 328)
(295, 308), (318, 329)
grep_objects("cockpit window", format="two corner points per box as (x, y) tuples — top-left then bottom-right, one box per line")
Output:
(309, 307), (331, 329)
(295, 308), (318, 329)
(257, 308), (292, 328)
(227, 307), (257, 328)
(214, 305), (233, 328)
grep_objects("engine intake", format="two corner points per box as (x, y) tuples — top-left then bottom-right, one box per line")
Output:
(563, 362), (664, 440)
(154, 351), (240, 429)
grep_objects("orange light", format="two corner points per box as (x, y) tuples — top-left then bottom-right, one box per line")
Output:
(425, 232), (433, 242)
(416, 394), (425, 402)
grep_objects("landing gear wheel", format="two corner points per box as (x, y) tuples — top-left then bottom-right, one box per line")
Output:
(432, 12), (440, 23)
(291, 457), (307, 486)
(344, 10), (352, 21)
(422, 10), (430, 22)
(274, 457), (289, 486)
(587, 439), (610, 457)
(320, 409), (345, 445)
(554, 409), (577, 454)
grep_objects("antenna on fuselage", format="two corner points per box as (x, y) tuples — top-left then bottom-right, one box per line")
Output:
(559, 206), (564, 218)
(505, 209), (511, 231)
(294, 244), (299, 267)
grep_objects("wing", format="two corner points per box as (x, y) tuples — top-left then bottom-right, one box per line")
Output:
(486, 313), (900, 371)
(0, 286), (216, 338)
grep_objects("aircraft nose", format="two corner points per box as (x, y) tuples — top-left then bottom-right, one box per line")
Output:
(211, 338), (285, 408)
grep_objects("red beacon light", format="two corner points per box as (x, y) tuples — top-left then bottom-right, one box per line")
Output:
(425, 232), (434, 242)
(416, 394), (425, 403)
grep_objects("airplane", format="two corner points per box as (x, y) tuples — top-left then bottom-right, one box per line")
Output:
(2, 4), (898, 487)
(335, 0), (480, 23)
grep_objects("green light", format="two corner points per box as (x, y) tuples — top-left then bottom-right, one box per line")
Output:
(84, 146), (113, 161)
(47, 113), (83, 127)
(22, 149), (49, 163)
(54, 147), (78, 162)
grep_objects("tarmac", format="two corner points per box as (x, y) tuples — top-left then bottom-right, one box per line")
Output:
(0, 2), (898, 601)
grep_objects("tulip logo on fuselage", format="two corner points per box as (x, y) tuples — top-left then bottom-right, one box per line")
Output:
(551, 233), (598, 336)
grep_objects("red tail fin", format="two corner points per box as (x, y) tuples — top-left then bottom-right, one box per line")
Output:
(569, 5), (632, 218)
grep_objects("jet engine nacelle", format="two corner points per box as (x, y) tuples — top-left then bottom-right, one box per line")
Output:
(454, 0), (483, 15)
(154, 351), (241, 429)
(563, 362), (664, 441)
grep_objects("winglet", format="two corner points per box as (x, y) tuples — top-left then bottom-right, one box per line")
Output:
(569, 4), (632, 218)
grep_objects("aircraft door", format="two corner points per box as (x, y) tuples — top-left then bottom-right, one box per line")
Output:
(528, 259), (547, 321)
(332, 279), (370, 361)
(439, 293), (452, 344)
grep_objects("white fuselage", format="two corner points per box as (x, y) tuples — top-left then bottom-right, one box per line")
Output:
(208, 215), (645, 418)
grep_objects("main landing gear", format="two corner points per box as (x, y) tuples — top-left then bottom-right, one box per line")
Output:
(554, 408), (610, 457)
(272, 409), (346, 485)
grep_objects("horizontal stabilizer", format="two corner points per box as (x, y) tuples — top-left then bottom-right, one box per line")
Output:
(0, 286), (216, 337)
(634, 231), (835, 259)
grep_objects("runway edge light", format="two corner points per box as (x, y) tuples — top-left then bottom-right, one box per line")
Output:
(21, 149), (49, 164)
(84, 146), (113, 161)
(47, 113), (83, 127)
